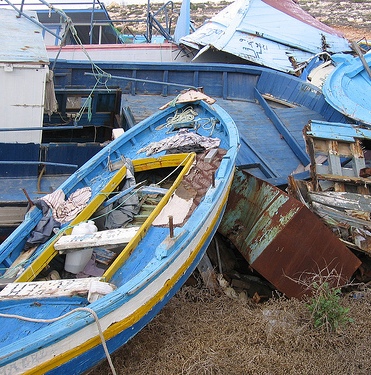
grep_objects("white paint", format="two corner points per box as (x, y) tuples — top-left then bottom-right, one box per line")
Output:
(152, 193), (193, 226)
(0, 64), (47, 143)
(0, 278), (115, 302)
(46, 43), (191, 63)
(0, 9), (49, 144)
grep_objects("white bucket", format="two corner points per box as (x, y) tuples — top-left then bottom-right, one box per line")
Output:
(64, 221), (98, 274)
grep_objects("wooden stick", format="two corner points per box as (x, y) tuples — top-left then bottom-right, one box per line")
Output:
(21, 188), (34, 207)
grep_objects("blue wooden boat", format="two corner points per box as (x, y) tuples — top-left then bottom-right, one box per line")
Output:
(0, 59), (355, 235)
(50, 60), (354, 185)
(323, 50), (371, 127)
(0, 91), (239, 374)
(179, 0), (351, 75)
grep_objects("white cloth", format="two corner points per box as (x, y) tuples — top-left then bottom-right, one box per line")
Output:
(41, 187), (92, 224)
(138, 129), (220, 156)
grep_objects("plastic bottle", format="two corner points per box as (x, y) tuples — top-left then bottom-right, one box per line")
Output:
(64, 221), (98, 274)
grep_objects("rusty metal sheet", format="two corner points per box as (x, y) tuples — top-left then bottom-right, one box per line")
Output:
(218, 168), (361, 298)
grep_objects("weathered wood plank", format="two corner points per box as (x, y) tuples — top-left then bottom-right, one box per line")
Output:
(0, 277), (116, 302)
(309, 191), (371, 212)
(54, 227), (140, 252)
(317, 173), (371, 185)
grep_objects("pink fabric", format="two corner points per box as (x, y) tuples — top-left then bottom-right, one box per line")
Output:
(41, 187), (92, 223)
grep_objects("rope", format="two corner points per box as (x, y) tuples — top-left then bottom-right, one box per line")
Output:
(156, 106), (198, 130)
(155, 107), (217, 136)
(0, 307), (117, 375)
(49, 8), (113, 126)
(155, 153), (193, 186)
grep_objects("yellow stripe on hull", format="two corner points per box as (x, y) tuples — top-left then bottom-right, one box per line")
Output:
(21, 171), (234, 375)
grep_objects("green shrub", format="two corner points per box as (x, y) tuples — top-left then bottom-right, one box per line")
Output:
(307, 281), (353, 332)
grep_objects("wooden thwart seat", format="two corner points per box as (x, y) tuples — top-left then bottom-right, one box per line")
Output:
(54, 226), (141, 253)
(0, 277), (116, 302)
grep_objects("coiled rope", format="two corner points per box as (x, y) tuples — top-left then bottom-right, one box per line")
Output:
(156, 106), (217, 135)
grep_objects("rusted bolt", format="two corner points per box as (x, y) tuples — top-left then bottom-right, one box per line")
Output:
(169, 215), (174, 238)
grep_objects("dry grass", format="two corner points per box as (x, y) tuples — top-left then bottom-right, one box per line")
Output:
(89, 284), (371, 375)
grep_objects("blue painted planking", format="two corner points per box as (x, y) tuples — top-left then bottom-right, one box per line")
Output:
(46, 143), (104, 174)
(225, 72), (258, 101)
(48, 61), (354, 187)
(0, 144), (39, 177)
(219, 97), (302, 181)
(323, 52), (371, 127)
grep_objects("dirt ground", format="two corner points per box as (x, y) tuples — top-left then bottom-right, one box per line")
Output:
(88, 3), (371, 375)
(332, 25), (371, 42)
(90, 284), (371, 375)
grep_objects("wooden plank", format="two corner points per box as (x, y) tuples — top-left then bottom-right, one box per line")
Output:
(205, 148), (218, 163)
(2, 247), (37, 279)
(262, 93), (296, 108)
(311, 201), (370, 228)
(317, 173), (371, 185)
(309, 191), (371, 211)
(54, 227), (141, 252)
(0, 277), (115, 302)
(0, 206), (26, 226)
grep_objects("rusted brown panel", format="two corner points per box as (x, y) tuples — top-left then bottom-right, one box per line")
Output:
(219, 168), (361, 299)
(250, 206), (361, 298)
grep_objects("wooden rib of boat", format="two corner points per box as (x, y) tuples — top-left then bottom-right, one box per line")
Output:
(0, 91), (239, 374)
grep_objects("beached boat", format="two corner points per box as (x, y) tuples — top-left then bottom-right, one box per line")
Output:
(0, 56), (357, 236)
(0, 90), (239, 374)
(218, 168), (361, 298)
(50, 59), (355, 185)
(179, 0), (352, 75)
(0, 2), (358, 236)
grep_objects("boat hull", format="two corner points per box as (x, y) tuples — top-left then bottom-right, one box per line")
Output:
(0, 60), (351, 236)
(323, 52), (371, 127)
(5, 172), (233, 375)
(0, 95), (239, 374)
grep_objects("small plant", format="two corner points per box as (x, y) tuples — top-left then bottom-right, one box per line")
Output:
(287, 263), (354, 332)
(306, 280), (353, 332)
